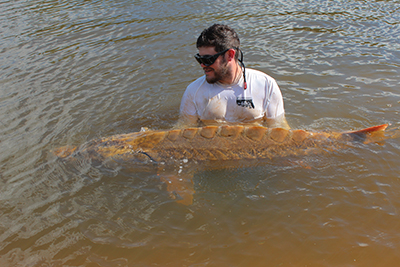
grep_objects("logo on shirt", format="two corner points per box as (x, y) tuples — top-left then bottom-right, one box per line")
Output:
(236, 98), (255, 109)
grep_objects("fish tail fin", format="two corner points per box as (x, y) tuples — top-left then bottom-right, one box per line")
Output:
(344, 124), (389, 143)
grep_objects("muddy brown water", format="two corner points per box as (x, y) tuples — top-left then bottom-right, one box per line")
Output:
(1, 0), (400, 266)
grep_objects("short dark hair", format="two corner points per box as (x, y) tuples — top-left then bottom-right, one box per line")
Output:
(196, 24), (240, 60)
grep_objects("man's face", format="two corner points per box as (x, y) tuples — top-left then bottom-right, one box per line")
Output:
(197, 47), (229, 84)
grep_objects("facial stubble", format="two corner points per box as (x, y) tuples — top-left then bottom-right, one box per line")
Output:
(204, 57), (229, 84)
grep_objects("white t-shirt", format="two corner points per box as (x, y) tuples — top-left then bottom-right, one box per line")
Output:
(180, 68), (285, 123)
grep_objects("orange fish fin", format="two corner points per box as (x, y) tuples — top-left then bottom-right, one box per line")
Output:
(344, 124), (389, 143)
(159, 174), (194, 205)
(345, 124), (388, 135)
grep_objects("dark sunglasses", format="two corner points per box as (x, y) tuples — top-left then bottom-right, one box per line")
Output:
(194, 48), (230, 66)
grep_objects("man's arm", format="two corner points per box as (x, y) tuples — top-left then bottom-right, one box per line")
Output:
(264, 114), (290, 129)
(175, 114), (200, 128)
(175, 85), (201, 128)
(261, 75), (290, 129)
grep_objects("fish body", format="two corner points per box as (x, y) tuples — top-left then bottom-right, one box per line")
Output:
(53, 123), (389, 205)
(54, 124), (389, 163)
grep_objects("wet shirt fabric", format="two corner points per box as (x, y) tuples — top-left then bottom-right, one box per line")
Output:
(180, 68), (285, 123)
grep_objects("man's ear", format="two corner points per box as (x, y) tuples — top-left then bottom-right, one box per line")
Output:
(227, 48), (236, 61)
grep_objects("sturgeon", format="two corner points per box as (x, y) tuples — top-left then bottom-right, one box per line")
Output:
(54, 124), (389, 204)
(54, 124), (389, 162)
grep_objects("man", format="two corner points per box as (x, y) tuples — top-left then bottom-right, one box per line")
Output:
(179, 24), (289, 129)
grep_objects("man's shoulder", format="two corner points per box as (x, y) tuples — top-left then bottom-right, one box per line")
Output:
(185, 75), (207, 92)
(188, 75), (206, 87)
(182, 76), (208, 101)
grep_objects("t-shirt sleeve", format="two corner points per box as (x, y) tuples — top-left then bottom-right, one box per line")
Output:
(264, 78), (285, 119)
(180, 84), (198, 117)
